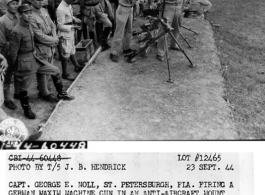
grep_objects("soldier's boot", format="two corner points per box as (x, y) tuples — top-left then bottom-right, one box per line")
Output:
(100, 27), (112, 52)
(19, 91), (36, 119)
(95, 22), (103, 44)
(4, 83), (17, 110)
(70, 54), (84, 72)
(52, 74), (75, 101)
(57, 45), (62, 61)
(83, 23), (88, 40)
(89, 31), (97, 48)
(61, 57), (75, 81)
(13, 76), (20, 99)
(110, 19), (115, 37)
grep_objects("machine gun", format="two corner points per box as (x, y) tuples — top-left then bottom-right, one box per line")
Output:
(126, 16), (194, 67)
(125, 16), (195, 83)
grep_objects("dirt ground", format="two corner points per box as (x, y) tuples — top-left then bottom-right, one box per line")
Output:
(36, 17), (239, 140)
(207, 0), (265, 139)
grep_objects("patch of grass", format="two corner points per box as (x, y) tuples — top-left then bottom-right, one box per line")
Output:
(207, 0), (265, 138)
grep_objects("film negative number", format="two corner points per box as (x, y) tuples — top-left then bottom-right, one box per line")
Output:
(15, 141), (87, 150)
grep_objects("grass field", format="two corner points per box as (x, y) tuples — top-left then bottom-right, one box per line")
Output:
(207, 0), (265, 139)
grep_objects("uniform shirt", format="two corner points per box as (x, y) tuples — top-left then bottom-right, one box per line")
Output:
(0, 0), (7, 17)
(30, 6), (57, 58)
(9, 18), (36, 76)
(0, 10), (19, 54)
(56, 0), (76, 39)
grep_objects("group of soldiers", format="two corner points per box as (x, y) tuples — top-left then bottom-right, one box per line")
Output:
(0, 0), (122, 121)
(0, 0), (212, 126)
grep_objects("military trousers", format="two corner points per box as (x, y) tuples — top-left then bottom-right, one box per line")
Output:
(157, 4), (182, 57)
(110, 5), (133, 55)
(17, 54), (60, 92)
(2, 47), (20, 101)
(36, 56), (54, 97)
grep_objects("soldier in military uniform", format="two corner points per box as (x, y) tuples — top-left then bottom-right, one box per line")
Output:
(109, 0), (136, 63)
(156, 0), (183, 61)
(10, 4), (74, 119)
(0, 0), (21, 110)
(30, 0), (64, 103)
(56, 0), (84, 81)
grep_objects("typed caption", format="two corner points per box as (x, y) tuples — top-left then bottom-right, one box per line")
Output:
(6, 153), (253, 195)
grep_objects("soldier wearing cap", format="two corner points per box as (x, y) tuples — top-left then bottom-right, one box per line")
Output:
(9, 4), (75, 119)
(156, 0), (183, 61)
(56, 0), (84, 81)
(0, 0), (20, 110)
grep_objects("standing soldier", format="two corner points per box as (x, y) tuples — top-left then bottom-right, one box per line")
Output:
(56, 0), (84, 81)
(109, 0), (136, 63)
(156, 0), (183, 61)
(0, 0), (20, 110)
(30, 0), (64, 102)
(10, 4), (74, 119)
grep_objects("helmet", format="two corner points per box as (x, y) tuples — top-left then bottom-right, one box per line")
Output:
(17, 4), (32, 13)
(5, 0), (19, 5)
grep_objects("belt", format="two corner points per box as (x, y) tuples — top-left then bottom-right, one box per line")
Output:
(65, 22), (74, 25)
(165, 2), (181, 6)
(18, 49), (34, 54)
(119, 3), (133, 8)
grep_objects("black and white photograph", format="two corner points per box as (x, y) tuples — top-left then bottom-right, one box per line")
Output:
(0, 0), (264, 194)
(0, 0), (264, 140)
